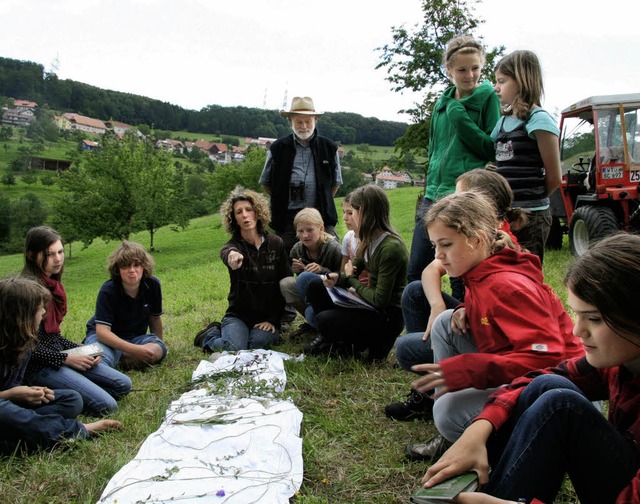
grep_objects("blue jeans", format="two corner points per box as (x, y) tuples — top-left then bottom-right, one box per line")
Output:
(0, 389), (87, 454)
(396, 281), (460, 372)
(407, 198), (435, 282)
(430, 309), (499, 441)
(400, 280), (460, 334)
(28, 363), (132, 416)
(202, 315), (280, 352)
(84, 333), (167, 369)
(296, 271), (321, 329)
(483, 374), (639, 504)
(401, 280), (430, 333)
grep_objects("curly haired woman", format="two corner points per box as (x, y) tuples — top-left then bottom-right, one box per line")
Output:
(200, 186), (292, 352)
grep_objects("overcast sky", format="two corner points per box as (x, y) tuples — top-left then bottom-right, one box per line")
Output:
(1, 0), (636, 123)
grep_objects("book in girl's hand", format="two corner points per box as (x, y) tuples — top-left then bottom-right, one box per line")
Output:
(61, 342), (105, 357)
(326, 286), (377, 311)
(409, 472), (478, 503)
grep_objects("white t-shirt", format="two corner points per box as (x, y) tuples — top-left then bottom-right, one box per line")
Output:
(341, 230), (358, 260)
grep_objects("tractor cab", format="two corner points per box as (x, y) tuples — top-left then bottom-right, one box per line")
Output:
(555, 93), (640, 255)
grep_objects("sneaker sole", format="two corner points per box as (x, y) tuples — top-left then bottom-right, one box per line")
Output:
(384, 411), (432, 422)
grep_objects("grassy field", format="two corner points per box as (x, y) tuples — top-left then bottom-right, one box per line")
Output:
(0, 186), (578, 504)
(0, 136), (78, 164)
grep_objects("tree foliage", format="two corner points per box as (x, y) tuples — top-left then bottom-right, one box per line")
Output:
(2, 170), (16, 187)
(0, 194), (47, 253)
(376, 0), (505, 155)
(336, 168), (366, 197)
(207, 146), (266, 211)
(0, 194), (11, 249)
(57, 133), (189, 249)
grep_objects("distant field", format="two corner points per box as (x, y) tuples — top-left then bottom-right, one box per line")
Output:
(169, 130), (238, 143)
(0, 137), (78, 165)
(0, 173), (60, 207)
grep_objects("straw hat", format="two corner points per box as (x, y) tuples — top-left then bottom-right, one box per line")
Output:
(280, 96), (323, 118)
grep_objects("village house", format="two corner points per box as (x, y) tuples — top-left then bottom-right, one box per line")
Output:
(82, 139), (100, 151)
(1, 98), (37, 127)
(374, 166), (413, 190)
(184, 140), (232, 164)
(59, 112), (107, 135)
(231, 145), (247, 161)
(14, 99), (38, 111)
(105, 120), (134, 137)
(156, 138), (185, 153)
(244, 137), (276, 148)
(54, 114), (72, 130)
(189, 140), (230, 164)
(2, 108), (36, 127)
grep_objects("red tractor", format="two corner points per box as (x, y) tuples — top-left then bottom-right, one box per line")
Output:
(549, 94), (640, 255)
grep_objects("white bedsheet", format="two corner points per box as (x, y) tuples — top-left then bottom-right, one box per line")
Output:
(97, 350), (303, 503)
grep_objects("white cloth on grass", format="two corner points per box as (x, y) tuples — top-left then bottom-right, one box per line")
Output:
(97, 350), (303, 503)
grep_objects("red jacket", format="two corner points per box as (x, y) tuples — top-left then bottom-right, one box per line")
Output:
(477, 357), (640, 504)
(439, 247), (584, 391)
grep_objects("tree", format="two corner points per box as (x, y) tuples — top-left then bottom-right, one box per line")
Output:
(207, 147), (266, 210)
(376, 0), (504, 154)
(221, 136), (240, 147)
(1, 170), (16, 188)
(22, 171), (38, 185)
(185, 173), (215, 217)
(0, 194), (11, 251)
(133, 145), (190, 250)
(11, 147), (32, 171)
(137, 124), (151, 136)
(56, 133), (189, 249)
(336, 168), (366, 197)
(254, 122), (278, 139)
(0, 126), (12, 141)
(50, 208), (83, 258)
(40, 171), (57, 186)
(9, 194), (47, 251)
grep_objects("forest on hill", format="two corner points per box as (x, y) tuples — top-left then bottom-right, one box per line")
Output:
(0, 57), (408, 146)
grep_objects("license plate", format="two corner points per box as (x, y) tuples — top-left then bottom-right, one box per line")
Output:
(602, 166), (623, 179)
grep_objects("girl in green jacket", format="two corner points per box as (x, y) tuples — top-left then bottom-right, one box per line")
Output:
(408, 34), (500, 288)
(304, 185), (409, 361)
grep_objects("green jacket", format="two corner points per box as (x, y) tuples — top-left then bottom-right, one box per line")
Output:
(340, 234), (408, 310)
(425, 80), (500, 201)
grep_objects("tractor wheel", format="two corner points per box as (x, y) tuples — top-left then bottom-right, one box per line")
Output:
(569, 206), (619, 256)
(546, 216), (564, 250)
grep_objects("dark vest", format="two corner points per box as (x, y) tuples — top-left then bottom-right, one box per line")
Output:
(495, 110), (549, 209)
(267, 132), (339, 231)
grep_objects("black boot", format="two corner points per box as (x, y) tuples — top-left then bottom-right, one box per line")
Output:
(303, 334), (331, 355)
(384, 389), (434, 421)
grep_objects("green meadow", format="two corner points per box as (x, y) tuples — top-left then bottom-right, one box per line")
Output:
(0, 186), (578, 503)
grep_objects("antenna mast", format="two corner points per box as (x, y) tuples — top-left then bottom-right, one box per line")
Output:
(49, 53), (60, 75)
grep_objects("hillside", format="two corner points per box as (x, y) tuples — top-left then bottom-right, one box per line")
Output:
(0, 56), (409, 146)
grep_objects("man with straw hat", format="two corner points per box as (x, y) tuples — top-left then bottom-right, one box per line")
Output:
(260, 96), (342, 253)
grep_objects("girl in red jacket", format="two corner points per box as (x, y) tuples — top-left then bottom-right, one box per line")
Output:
(422, 233), (640, 504)
(406, 192), (583, 461)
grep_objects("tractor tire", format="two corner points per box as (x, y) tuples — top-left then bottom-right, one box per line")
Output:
(546, 216), (564, 250)
(569, 205), (619, 256)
